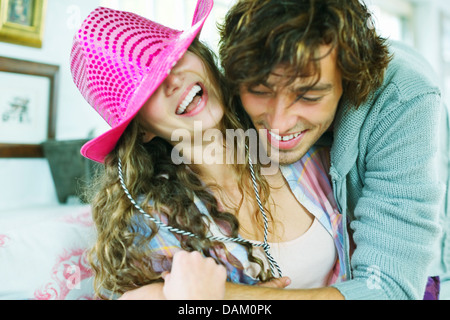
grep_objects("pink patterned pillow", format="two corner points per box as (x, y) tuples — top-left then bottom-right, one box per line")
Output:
(0, 205), (96, 300)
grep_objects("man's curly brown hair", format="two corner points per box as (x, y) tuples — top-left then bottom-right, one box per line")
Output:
(219, 0), (392, 108)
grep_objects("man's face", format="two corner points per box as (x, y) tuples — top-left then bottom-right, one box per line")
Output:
(239, 46), (343, 165)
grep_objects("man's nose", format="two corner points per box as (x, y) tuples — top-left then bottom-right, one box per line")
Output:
(266, 96), (297, 133)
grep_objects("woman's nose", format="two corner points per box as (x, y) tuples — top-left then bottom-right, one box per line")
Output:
(164, 72), (184, 96)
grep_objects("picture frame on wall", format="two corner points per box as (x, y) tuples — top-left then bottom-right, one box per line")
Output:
(0, 56), (59, 158)
(0, 0), (47, 48)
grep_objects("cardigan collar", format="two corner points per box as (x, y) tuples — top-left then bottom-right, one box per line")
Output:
(329, 97), (373, 180)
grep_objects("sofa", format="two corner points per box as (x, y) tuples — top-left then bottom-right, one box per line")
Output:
(0, 204), (96, 300)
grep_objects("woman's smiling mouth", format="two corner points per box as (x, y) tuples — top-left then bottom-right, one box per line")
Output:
(176, 84), (204, 115)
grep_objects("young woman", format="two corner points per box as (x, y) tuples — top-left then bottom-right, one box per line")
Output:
(71, 0), (346, 299)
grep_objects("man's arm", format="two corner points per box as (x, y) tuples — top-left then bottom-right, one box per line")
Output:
(119, 282), (165, 300)
(333, 91), (442, 300)
(225, 282), (344, 300)
(120, 276), (344, 300)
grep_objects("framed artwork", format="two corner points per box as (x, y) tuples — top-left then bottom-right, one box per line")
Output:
(0, 0), (47, 48)
(0, 56), (59, 158)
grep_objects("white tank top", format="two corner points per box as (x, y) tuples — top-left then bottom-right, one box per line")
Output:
(253, 218), (337, 289)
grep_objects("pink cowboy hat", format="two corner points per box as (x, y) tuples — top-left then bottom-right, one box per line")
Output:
(70, 0), (214, 163)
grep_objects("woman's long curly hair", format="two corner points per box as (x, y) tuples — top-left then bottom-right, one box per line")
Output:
(219, 0), (392, 109)
(86, 38), (273, 299)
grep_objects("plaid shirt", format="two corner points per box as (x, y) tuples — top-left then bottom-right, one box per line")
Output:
(135, 145), (347, 286)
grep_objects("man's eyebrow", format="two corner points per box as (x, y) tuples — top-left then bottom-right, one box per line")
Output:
(252, 81), (333, 93)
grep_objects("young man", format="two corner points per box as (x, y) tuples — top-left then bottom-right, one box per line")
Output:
(218, 0), (449, 299)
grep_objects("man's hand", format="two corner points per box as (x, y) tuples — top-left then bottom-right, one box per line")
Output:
(162, 251), (227, 300)
(258, 277), (291, 288)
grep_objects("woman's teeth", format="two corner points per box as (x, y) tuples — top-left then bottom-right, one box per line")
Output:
(269, 131), (302, 141)
(176, 85), (202, 115)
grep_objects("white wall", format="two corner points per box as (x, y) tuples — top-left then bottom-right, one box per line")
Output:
(0, 0), (105, 211)
(369, 0), (450, 104)
(98, 0), (235, 55)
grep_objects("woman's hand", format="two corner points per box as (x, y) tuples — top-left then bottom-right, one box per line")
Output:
(163, 251), (227, 300)
(119, 251), (226, 300)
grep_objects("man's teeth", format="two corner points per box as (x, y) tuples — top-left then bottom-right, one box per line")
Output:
(176, 85), (202, 115)
(269, 131), (302, 141)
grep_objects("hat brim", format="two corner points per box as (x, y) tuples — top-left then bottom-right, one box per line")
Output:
(81, 0), (213, 163)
